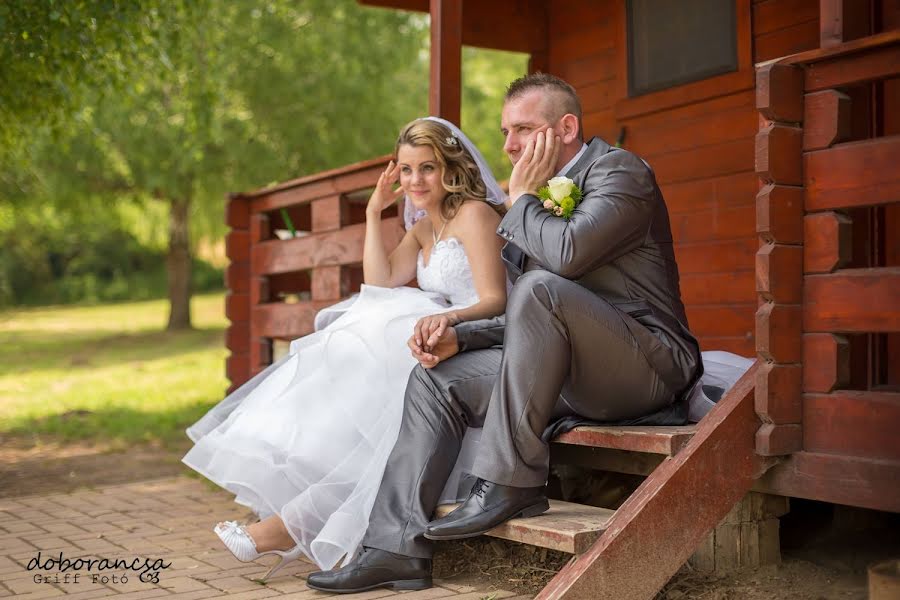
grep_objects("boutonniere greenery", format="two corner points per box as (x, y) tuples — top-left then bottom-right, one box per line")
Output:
(538, 176), (582, 219)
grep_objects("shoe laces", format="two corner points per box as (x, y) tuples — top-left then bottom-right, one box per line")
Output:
(471, 479), (492, 498)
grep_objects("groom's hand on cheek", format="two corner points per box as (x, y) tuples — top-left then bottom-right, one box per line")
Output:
(509, 128), (560, 205)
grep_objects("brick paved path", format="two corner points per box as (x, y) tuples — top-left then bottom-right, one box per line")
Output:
(0, 476), (529, 599)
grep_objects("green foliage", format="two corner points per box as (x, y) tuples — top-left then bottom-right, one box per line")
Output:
(462, 47), (529, 181)
(1, 1), (529, 309)
(0, 204), (222, 307)
(0, 293), (228, 447)
(0, 1), (158, 166)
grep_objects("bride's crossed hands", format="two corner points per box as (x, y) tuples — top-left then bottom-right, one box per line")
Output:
(366, 161), (405, 216)
(408, 313), (460, 369)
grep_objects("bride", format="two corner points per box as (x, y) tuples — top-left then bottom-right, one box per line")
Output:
(182, 117), (508, 579)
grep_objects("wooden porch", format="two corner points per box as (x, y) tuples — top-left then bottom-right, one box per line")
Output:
(222, 1), (899, 598)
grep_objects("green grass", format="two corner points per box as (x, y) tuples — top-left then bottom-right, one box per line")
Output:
(0, 292), (229, 449)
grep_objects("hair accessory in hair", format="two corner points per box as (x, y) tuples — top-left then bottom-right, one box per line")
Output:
(445, 135), (458, 146)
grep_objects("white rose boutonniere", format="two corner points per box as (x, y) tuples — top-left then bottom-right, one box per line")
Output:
(537, 176), (583, 219)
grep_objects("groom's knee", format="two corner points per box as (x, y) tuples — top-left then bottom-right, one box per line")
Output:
(405, 365), (436, 407)
(508, 270), (564, 320)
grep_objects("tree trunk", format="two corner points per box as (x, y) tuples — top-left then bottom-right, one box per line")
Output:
(166, 198), (193, 330)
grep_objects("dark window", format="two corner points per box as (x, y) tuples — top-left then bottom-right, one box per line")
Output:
(627, 0), (738, 97)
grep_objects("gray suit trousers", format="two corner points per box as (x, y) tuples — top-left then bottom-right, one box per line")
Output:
(363, 270), (681, 558)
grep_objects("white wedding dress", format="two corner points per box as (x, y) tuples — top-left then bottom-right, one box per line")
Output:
(183, 237), (484, 570)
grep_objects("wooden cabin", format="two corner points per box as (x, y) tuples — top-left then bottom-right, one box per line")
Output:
(222, 1), (899, 597)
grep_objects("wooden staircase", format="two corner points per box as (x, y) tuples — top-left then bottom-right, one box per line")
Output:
(435, 426), (697, 556)
(435, 363), (770, 600)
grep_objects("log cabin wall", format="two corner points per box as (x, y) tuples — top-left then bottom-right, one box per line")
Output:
(544, 0), (823, 358)
(752, 23), (900, 511)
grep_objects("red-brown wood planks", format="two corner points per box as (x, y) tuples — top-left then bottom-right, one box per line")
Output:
(225, 195), (250, 229)
(803, 212), (852, 273)
(225, 230), (250, 262)
(251, 218), (405, 276)
(757, 302), (802, 362)
(803, 90), (851, 151)
(756, 423), (803, 455)
(311, 195), (343, 232)
(804, 267), (900, 332)
(802, 391), (900, 460)
(651, 138), (754, 186)
(250, 213), (270, 245)
(802, 333), (850, 392)
(554, 425), (697, 456)
(557, 49), (616, 89)
(697, 336), (755, 357)
(671, 204), (756, 243)
(429, 0), (462, 124)
(819, 0), (873, 48)
(755, 361), (802, 423)
(434, 500), (614, 555)
(805, 136), (900, 211)
(225, 353), (250, 392)
(249, 276), (269, 306)
(756, 62), (804, 123)
(805, 42), (900, 91)
(225, 261), (250, 294)
(225, 292), (250, 323)
(686, 304), (755, 338)
(225, 324), (249, 354)
(755, 19), (820, 63)
(312, 266), (343, 302)
(756, 184), (804, 244)
(756, 124), (803, 185)
(247, 165), (386, 214)
(756, 450), (900, 513)
(756, 243), (803, 303)
(251, 301), (334, 340)
(675, 238), (758, 275)
(536, 364), (766, 600)
(665, 172), (758, 215)
(752, 0), (819, 36)
(681, 271), (756, 305)
(626, 107), (759, 161)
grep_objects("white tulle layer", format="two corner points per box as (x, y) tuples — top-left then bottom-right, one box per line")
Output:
(183, 285), (481, 570)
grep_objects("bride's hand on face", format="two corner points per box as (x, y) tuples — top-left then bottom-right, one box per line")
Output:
(366, 161), (404, 216)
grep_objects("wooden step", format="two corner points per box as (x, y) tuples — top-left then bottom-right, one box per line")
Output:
(553, 425), (697, 455)
(434, 499), (614, 554)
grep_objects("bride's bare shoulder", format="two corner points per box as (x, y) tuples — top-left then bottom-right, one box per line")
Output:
(454, 200), (502, 227)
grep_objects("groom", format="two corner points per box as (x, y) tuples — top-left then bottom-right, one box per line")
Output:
(307, 73), (702, 593)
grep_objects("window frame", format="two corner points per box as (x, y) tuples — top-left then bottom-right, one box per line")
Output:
(613, 0), (753, 120)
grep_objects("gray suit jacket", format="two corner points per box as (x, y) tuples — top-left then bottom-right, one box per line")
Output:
(455, 137), (701, 396)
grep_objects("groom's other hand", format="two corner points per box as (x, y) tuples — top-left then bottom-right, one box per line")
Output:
(408, 327), (459, 369)
(508, 128), (560, 205)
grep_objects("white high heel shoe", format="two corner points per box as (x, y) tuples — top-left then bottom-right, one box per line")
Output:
(214, 521), (304, 581)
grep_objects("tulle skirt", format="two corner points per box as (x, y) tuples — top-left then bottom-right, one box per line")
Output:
(182, 285), (482, 569)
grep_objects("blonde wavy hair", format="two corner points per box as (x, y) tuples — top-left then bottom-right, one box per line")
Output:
(395, 119), (504, 222)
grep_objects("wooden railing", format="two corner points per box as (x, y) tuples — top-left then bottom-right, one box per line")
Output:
(223, 155), (399, 390)
(753, 30), (900, 506)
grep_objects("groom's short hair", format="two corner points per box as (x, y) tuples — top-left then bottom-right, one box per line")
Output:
(505, 73), (584, 141)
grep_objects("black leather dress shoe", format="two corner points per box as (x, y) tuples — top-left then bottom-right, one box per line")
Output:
(305, 547), (432, 594)
(424, 478), (549, 540)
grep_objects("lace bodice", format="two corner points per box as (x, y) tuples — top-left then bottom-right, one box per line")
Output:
(416, 237), (479, 306)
